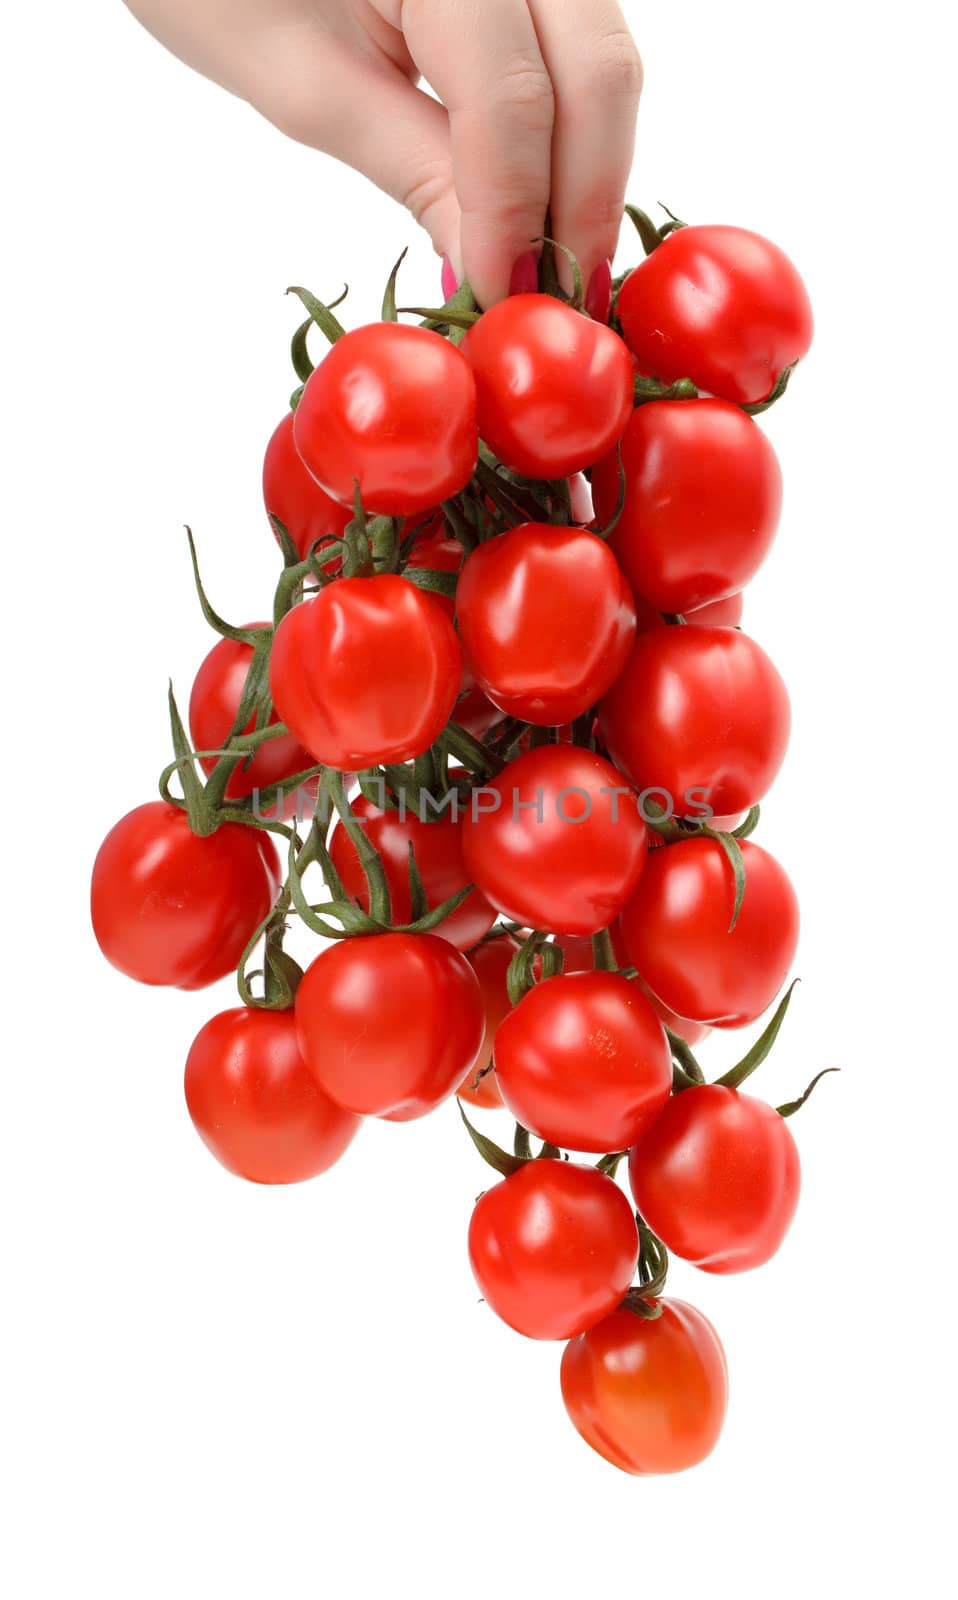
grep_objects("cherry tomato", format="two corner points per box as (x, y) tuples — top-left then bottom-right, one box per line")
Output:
(619, 836), (799, 1027)
(457, 934), (519, 1109)
(293, 323), (477, 516)
(597, 625), (790, 817)
(269, 575), (461, 769)
(591, 400), (782, 614)
(468, 1160), (639, 1339)
(295, 932), (484, 1120)
(462, 294), (634, 477)
(460, 745), (648, 936)
(262, 411), (351, 564)
(617, 225), (813, 406)
(327, 791), (496, 952)
(184, 1007), (360, 1184)
(455, 523), (637, 725)
(493, 971), (672, 1153)
(561, 1300), (728, 1475)
(91, 802), (280, 989)
(629, 1085), (800, 1272)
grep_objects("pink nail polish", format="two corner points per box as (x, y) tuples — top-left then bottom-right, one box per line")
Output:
(440, 255), (459, 300)
(509, 249), (540, 296)
(585, 260), (613, 324)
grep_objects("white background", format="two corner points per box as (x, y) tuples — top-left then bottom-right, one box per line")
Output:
(2, 3), (955, 1595)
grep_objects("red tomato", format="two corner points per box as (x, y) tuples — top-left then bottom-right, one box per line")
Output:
(493, 971), (672, 1153)
(619, 836), (799, 1027)
(460, 745), (648, 936)
(269, 575), (461, 769)
(295, 932), (483, 1120)
(468, 1160), (639, 1339)
(455, 523), (637, 725)
(591, 400), (782, 614)
(617, 225), (813, 406)
(262, 411), (351, 564)
(293, 323), (477, 516)
(462, 294), (634, 477)
(188, 628), (315, 816)
(91, 802), (280, 989)
(184, 1007), (360, 1184)
(629, 1085), (800, 1272)
(597, 625), (790, 817)
(561, 1300), (728, 1475)
(327, 792), (496, 951)
(457, 934), (518, 1109)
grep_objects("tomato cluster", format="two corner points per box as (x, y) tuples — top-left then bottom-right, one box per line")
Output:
(91, 211), (828, 1478)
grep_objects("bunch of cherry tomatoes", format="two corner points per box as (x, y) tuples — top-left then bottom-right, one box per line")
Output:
(92, 209), (829, 1476)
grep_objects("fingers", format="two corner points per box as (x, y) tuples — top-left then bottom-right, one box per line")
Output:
(401, 0), (554, 307)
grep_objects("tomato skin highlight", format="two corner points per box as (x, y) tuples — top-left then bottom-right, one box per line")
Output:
(90, 802), (280, 990)
(293, 323), (477, 516)
(619, 836), (800, 1027)
(269, 575), (462, 769)
(184, 1007), (360, 1184)
(591, 400), (782, 615)
(493, 971), (672, 1153)
(617, 224), (814, 405)
(295, 932), (484, 1121)
(468, 1161), (639, 1340)
(327, 792), (496, 952)
(462, 293), (634, 477)
(597, 624), (791, 817)
(262, 411), (352, 563)
(629, 1085), (800, 1272)
(460, 745), (648, 937)
(458, 934), (519, 1108)
(561, 1300), (729, 1475)
(455, 522), (637, 726)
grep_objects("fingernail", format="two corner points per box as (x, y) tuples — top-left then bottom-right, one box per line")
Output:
(585, 260), (613, 324)
(440, 255), (459, 300)
(509, 249), (540, 296)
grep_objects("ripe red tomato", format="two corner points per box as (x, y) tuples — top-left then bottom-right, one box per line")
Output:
(597, 624), (790, 817)
(461, 294), (634, 477)
(493, 971), (672, 1152)
(262, 411), (351, 563)
(617, 225), (813, 405)
(184, 1006), (360, 1184)
(455, 523), (637, 725)
(188, 628), (315, 816)
(458, 934), (518, 1109)
(468, 1160), (639, 1339)
(561, 1300), (728, 1475)
(293, 323), (477, 516)
(327, 791), (496, 951)
(91, 802), (280, 989)
(591, 400), (782, 614)
(269, 575), (461, 769)
(619, 836), (799, 1027)
(629, 1085), (800, 1272)
(295, 932), (484, 1120)
(460, 745), (648, 936)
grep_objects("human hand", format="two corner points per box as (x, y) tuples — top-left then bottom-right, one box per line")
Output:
(124, 0), (641, 313)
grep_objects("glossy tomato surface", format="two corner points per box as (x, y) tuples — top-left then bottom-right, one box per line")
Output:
(262, 411), (351, 563)
(91, 802), (280, 989)
(617, 225), (813, 405)
(619, 836), (800, 1027)
(455, 522), (636, 725)
(468, 1160), (639, 1339)
(628, 1085), (800, 1272)
(561, 1300), (728, 1475)
(269, 575), (461, 769)
(184, 1007), (360, 1184)
(293, 323), (477, 516)
(591, 400), (782, 614)
(462, 294), (633, 477)
(457, 934), (518, 1108)
(188, 628), (315, 812)
(295, 932), (484, 1120)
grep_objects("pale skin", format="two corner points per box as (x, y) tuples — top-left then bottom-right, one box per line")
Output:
(124, 0), (642, 311)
